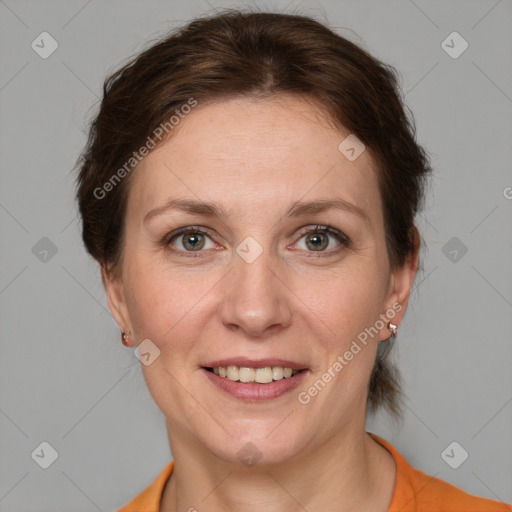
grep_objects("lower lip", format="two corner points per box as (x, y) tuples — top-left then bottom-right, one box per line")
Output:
(202, 368), (308, 401)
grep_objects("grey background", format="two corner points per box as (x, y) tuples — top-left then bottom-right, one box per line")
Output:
(1, 0), (511, 510)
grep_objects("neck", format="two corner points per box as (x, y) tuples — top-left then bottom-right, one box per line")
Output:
(160, 423), (396, 512)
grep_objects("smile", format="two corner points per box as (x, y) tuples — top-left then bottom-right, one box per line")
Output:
(202, 362), (309, 401)
(206, 365), (301, 383)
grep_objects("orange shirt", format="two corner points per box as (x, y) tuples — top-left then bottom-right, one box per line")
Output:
(117, 432), (512, 511)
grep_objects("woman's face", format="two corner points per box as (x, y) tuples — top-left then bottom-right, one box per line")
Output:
(104, 95), (416, 464)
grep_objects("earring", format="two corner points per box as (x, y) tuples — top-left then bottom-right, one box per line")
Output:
(121, 329), (131, 347)
(377, 323), (398, 360)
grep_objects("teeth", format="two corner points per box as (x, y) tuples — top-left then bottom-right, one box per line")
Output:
(227, 365), (239, 381)
(212, 365), (300, 383)
(239, 367), (255, 383)
(255, 367), (273, 383)
(272, 366), (284, 380)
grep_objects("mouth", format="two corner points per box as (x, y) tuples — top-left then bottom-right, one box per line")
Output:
(204, 365), (304, 383)
(201, 359), (309, 401)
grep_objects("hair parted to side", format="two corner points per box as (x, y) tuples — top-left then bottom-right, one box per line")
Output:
(75, 9), (432, 419)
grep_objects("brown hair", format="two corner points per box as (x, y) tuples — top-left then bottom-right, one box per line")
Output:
(75, 9), (431, 418)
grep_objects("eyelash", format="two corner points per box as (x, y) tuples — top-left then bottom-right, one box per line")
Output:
(295, 225), (351, 256)
(162, 224), (350, 258)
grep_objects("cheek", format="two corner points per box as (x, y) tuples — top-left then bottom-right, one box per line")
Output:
(297, 263), (387, 347)
(124, 257), (215, 345)
(123, 262), (214, 411)
(302, 275), (385, 398)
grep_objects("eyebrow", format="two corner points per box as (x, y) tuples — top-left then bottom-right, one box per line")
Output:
(143, 197), (369, 224)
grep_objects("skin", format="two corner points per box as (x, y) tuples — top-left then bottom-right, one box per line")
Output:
(103, 94), (420, 511)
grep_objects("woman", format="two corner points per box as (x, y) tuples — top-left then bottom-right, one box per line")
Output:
(75, 10), (511, 512)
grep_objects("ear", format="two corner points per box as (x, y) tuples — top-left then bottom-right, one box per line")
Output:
(378, 227), (421, 340)
(101, 265), (133, 344)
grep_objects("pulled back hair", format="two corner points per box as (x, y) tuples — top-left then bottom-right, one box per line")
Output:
(75, 9), (431, 418)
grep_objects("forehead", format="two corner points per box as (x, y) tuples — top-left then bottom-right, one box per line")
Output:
(126, 95), (382, 224)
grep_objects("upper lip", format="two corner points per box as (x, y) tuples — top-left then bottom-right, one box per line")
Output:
(202, 357), (308, 371)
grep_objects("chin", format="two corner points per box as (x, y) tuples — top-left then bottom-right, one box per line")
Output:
(202, 424), (304, 467)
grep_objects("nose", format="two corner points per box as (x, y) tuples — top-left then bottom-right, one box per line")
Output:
(218, 248), (293, 338)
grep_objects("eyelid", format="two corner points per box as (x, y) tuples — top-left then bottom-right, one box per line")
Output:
(163, 225), (219, 256)
(292, 224), (350, 252)
(296, 224), (349, 241)
(164, 225), (215, 242)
